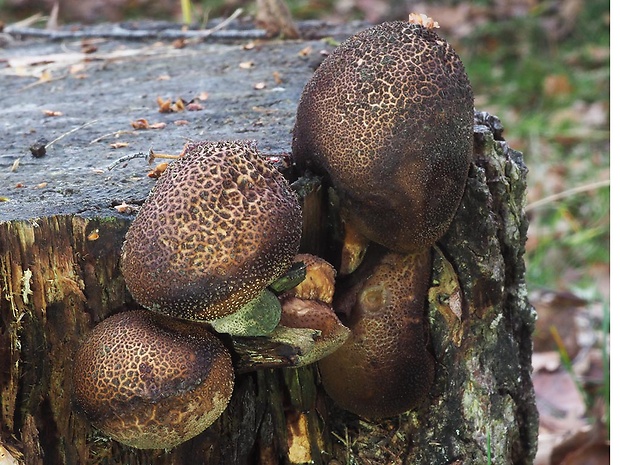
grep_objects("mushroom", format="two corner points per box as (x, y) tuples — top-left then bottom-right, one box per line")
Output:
(277, 254), (350, 365)
(72, 310), (234, 449)
(318, 247), (435, 418)
(121, 140), (303, 336)
(292, 17), (473, 260)
(291, 17), (473, 416)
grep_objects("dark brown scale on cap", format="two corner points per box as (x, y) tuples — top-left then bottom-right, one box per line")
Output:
(318, 248), (435, 418)
(72, 310), (234, 449)
(292, 21), (473, 253)
(121, 141), (302, 321)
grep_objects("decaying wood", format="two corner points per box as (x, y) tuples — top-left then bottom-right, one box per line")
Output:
(0, 24), (537, 465)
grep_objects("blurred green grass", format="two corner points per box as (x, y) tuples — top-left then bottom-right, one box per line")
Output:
(454, 2), (610, 298)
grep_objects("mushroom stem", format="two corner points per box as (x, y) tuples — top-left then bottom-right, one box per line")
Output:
(209, 288), (282, 336)
(339, 218), (370, 275)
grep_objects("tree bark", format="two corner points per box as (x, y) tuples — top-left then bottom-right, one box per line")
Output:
(0, 111), (537, 464)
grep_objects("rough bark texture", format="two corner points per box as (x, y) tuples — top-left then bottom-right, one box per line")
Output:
(1, 23), (537, 465)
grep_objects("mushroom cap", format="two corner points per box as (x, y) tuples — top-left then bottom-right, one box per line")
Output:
(292, 21), (474, 253)
(72, 310), (234, 449)
(276, 254), (348, 365)
(318, 248), (435, 418)
(282, 253), (337, 304)
(121, 140), (302, 321)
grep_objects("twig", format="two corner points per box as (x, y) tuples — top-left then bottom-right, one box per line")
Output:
(7, 12), (47, 29)
(525, 179), (610, 212)
(45, 120), (98, 149)
(202, 8), (243, 36)
(107, 152), (150, 170)
(89, 130), (134, 144)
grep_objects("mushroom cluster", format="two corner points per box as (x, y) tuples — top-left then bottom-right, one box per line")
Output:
(292, 16), (473, 417)
(73, 141), (308, 448)
(72, 12), (474, 449)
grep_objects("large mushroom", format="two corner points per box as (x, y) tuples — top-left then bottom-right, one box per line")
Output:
(72, 310), (234, 449)
(292, 16), (474, 416)
(121, 140), (303, 336)
(292, 16), (473, 266)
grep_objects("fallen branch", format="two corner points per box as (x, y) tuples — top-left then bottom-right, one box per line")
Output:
(5, 9), (268, 42)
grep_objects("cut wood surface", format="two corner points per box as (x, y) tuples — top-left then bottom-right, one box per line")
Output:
(0, 20), (364, 220)
(1, 21), (538, 465)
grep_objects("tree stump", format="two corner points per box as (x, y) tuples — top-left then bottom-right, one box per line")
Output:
(0, 24), (538, 465)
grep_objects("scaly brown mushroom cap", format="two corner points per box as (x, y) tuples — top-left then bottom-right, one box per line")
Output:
(292, 21), (473, 253)
(121, 140), (302, 321)
(72, 310), (234, 449)
(318, 247), (435, 418)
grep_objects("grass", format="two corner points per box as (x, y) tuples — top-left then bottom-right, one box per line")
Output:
(457, 2), (610, 296)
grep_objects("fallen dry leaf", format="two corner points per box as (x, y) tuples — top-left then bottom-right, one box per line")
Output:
(130, 119), (166, 130)
(530, 289), (588, 357)
(534, 369), (586, 434)
(298, 45), (312, 57)
(549, 424), (609, 465)
(114, 202), (137, 214)
(544, 74), (573, 98)
(157, 96), (187, 113)
(81, 42), (98, 54)
(172, 38), (186, 49)
(148, 162), (168, 178)
(110, 142), (129, 149)
(131, 118), (150, 130)
(408, 12), (440, 29)
(186, 102), (203, 111)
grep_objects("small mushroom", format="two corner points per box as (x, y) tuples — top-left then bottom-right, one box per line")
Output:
(292, 19), (473, 256)
(318, 247), (435, 418)
(72, 310), (234, 449)
(121, 140), (302, 335)
(281, 253), (337, 304)
(277, 254), (350, 365)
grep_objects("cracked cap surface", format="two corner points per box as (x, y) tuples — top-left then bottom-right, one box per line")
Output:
(121, 140), (302, 320)
(293, 21), (473, 252)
